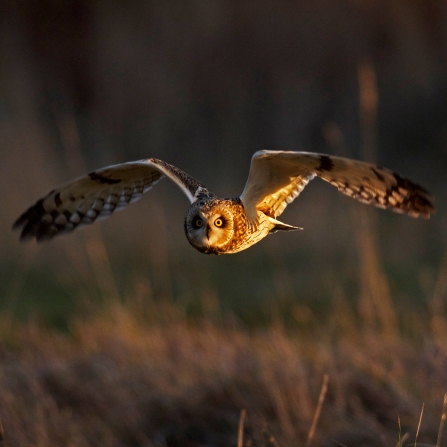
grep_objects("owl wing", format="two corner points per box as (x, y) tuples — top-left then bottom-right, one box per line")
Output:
(13, 158), (215, 242)
(240, 150), (435, 222)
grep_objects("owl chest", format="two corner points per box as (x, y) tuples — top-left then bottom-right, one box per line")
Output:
(220, 212), (271, 254)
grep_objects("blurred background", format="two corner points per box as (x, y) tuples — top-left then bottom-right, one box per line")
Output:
(2, 2), (447, 446)
(1, 0), (446, 324)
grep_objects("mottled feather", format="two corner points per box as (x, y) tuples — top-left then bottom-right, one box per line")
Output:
(240, 151), (434, 222)
(13, 151), (434, 253)
(13, 158), (214, 242)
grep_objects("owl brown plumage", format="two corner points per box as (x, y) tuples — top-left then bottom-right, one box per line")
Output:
(13, 151), (434, 254)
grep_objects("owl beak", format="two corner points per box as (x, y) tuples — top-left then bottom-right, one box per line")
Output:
(206, 224), (211, 240)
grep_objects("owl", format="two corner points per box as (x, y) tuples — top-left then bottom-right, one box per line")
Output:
(13, 151), (434, 255)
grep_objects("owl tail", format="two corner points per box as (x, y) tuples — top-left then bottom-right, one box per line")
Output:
(267, 217), (303, 234)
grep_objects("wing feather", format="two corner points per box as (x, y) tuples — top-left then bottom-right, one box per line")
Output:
(240, 150), (434, 221)
(13, 158), (214, 242)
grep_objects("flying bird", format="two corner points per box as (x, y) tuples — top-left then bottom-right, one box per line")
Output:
(13, 151), (434, 254)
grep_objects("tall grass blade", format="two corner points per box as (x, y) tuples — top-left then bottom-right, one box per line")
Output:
(436, 394), (447, 447)
(306, 374), (329, 446)
(415, 403), (424, 447)
(395, 416), (409, 447)
(237, 409), (246, 447)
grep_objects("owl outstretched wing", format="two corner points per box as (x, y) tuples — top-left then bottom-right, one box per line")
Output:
(13, 158), (215, 242)
(240, 150), (435, 222)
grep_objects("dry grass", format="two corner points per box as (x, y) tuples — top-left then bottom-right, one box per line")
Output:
(0, 298), (446, 447)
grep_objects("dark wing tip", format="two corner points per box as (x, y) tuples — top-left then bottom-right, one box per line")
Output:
(392, 173), (435, 219)
(12, 199), (64, 243)
(12, 215), (26, 232)
(13, 200), (41, 242)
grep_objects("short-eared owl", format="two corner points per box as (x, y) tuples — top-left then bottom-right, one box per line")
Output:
(13, 151), (434, 254)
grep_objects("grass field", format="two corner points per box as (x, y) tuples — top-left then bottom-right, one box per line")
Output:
(1, 294), (447, 447)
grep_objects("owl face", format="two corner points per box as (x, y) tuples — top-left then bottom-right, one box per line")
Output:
(184, 200), (235, 254)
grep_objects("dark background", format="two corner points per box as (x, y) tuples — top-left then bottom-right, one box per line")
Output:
(1, 0), (446, 323)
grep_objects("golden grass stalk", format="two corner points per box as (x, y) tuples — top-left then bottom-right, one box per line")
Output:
(436, 394), (447, 447)
(414, 403), (424, 447)
(306, 374), (329, 446)
(237, 409), (246, 447)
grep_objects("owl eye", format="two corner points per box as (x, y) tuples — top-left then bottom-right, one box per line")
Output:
(214, 218), (224, 227)
(195, 218), (203, 228)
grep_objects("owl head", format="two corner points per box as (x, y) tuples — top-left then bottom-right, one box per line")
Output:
(184, 200), (236, 254)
